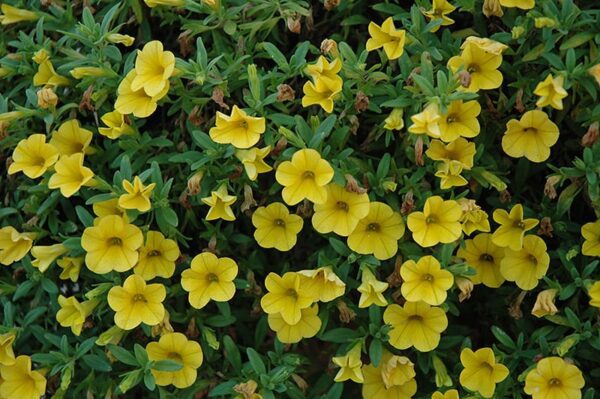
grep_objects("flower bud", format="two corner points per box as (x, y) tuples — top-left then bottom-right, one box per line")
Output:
(32, 48), (50, 64)
(531, 289), (558, 318)
(202, 0), (219, 10)
(106, 33), (135, 46)
(483, 0), (503, 17)
(512, 26), (526, 39)
(455, 277), (474, 302)
(95, 325), (126, 346)
(37, 87), (58, 109)
(320, 39), (339, 57)
(535, 17), (557, 29)
(70, 67), (108, 79)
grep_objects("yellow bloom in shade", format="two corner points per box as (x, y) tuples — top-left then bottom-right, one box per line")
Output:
(491, 204), (539, 250)
(106, 33), (135, 46)
(107, 274), (166, 330)
(144, 0), (185, 7)
(581, 220), (600, 256)
(424, 0), (456, 31)
(357, 268), (388, 308)
(531, 289), (558, 318)
(31, 244), (68, 272)
(48, 153), (95, 198)
(260, 272), (318, 325)
(0, 227), (35, 266)
(458, 199), (491, 235)
(49, 120), (93, 156)
(32, 49), (49, 64)
(33, 60), (70, 87)
(366, 17), (406, 60)
(500, 235), (549, 290)
(267, 304), (321, 344)
(457, 233), (505, 288)
(500, 0), (534, 9)
(131, 41), (175, 97)
(119, 176), (156, 212)
(57, 256), (83, 282)
(298, 266), (345, 302)
(312, 183), (370, 236)
(332, 344), (364, 383)
(448, 42), (503, 92)
(347, 202), (405, 260)
(305, 56), (343, 89)
(501, 110), (559, 163)
(384, 301), (448, 352)
(180, 252), (238, 309)
(7, 134), (59, 179)
(384, 108), (404, 130)
(134, 231), (180, 280)
(99, 110), (134, 139)
(534, 74), (568, 110)
(0, 4), (38, 25)
(438, 100), (481, 142)
(461, 37), (508, 55)
(81, 214), (143, 274)
(362, 352), (417, 399)
(589, 64), (600, 87)
(588, 281), (600, 308)
(275, 148), (334, 205)
(209, 105), (266, 149)
(92, 198), (127, 219)
(459, 347), (509, 398)
(235, 146), (272, 180)
(0, 333), (16, 365)
(56, 295), (98, 336)
(408, 103), (442, 138)
(524, 357), (585, 399)
(201, 185), (237, 221)
(0, 355), (46, 399)
(400, 256), (454, 306)
(252, 202), (303, 251)
(115, 70), (169, 118)
(146, 332), (203, 389)
(435, 160), (468, 189)
(301, 79), (342, 113)
(432, 389), (459, 399)
(407, 196), (462, 247)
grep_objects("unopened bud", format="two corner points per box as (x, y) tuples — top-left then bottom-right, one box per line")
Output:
(482, 0), (503, 17)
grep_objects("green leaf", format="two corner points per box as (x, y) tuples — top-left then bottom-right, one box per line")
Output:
(82, 354), (112, 372)
(320, 328), (361, 343)
(152, 360), (183, 372)
(246, 348), (267, 375)
(108, 344), (139, 366)
(491, 326), (515, 349)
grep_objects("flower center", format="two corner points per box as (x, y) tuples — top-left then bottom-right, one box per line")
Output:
(408, 315), (423, 322)
(108, 237), (122, 246)
(548, 378), (561, 386)
(336, 201), (349, 212)
(148, 249), (161, 257)
(286, 288), (298, 299)
(423, 273), (434, 282)
(274, 218), (286, 227)
(167, 352), (183, 363)
(367, 223), (380, 232)
(207, 273), (219, 282)
(238, 120), (248, 129)
(514, 220), (526, 229)
(426, 215), (438, 224)
(523, 127), (538, 134)
(467, 64), (479, 73)
(32, 155), (47, 166)
(480, 253), (494, 262)
(481, 362), (495, 372)
(132, 294), (146, 302)
(446, 115), (457, 123)
(528, 255), (538, 265)
(302, 171), (315, 180)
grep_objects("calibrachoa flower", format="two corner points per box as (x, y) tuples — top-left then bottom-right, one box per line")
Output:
(438, 100), (481, 142)
(534, 74), (568, 110)
(501, 110), (560, 163)
(457, 233), (505, 288)
(357, 268), (388, 308)
(235, 146), (272, 180)
(118, 176), (156, 212)
(459, 347), (509, 398)
(131, 40), (175, 97)
(0, 332), (16, 365)
(134, 231), (181, 280)
(305, 56), (343, 88)
(144, 0), (185, 7)
(31, 243), (68, 272)
(407, 196), (462, 247)
(107, 274), (166, 330)
(115, 70), (169, 118)
(209, 105), (266, 149)
(366, 17), (406, 60)
(424, 0), (456, 31)
(252, 202), (303, 251)
(581, 220), (600, 256)
(531, 289), (559, 318)
(524, 357), (585, 399)
(56, 295), (98, 336)
(0, 355), (46, 399)
(435, 160), (468, 189)
(0, 4), (39, 25)
(7, 134), (59, 179)
(99, 110), (134, 139)
(49, 119), (93, 155)
(48, 153), (95, 198)
(458, 199), (491, 235)
(260, 272), (318, 325)
(500, 0), (534, 9)
(384, 301), (448, 352)
(146, 332), (203, 389)
(312, 183), (370, 236)
(408, 103), (442, 138)
(432, 389), (459, 399)
(301, 78), (343, 113)
(267, 304), (321, 344)
(491, 203), (539, 250)
(384, 108), (404, 130)
(33, 60), (70, 87)
(500, 235), (550, 290)
(180, 252), (238, 309)
(587, 281), (600, 308)
(332, 344), (364, 383)
(361, 352), (417, 399)
(0, 227), (35, 266)
(448, 39), (504, 92)
(400, 256), (454, 306)
(92, 198), (128, 219)
(57, 256), (83, 282)
(297, 266), (345, 302)
(201, 185), (237, 221)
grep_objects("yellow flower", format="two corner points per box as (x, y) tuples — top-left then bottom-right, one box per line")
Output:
(131, 41), (175, 97)
(181, 252), (238, 309)
(301, 78), (342, 113)
(144, 0), (186, 7)
(534, 74), (568, 110)
(95, 326), (126, 347)
(32, 49), (49, 64)
(260, 272), (318, 325)
(458, 199), (491, 235)
(31, 243), (68, 272)
(0, 227), (35, 266)
(115, 70), (169, 118)
(99, 110), (134, 139)
(0, 4), (38, 25)
(457, 233), (505, 288)
(146, 332), (203, 388)
(332, 344), (364, 383)
(357, 268), (388, 308)
(347, 202), (405, 260)
(36, 87), (58, 109)
(252, 202), (303, 251)
(459, 347), (509, 398)
(107, 274), (166, 330)
(119, 176), (156, 212)
(275, 148), (334, 205)
(362, 352), (417, 399)
(57, 256), (83, 282)
(448, 41), (503, 92)
(70, 67), (108, 79)
(384, 108), (404, 130)
(589, 64), (600, 87)
(501, 110), (559, 163)
(81, 215), (143, 274)
(0, 355), (46, 399)
(0, 110), (28, 124)
(106, 33), (135, 46)
(432, 389), (459, 399)
(384, 301), (448, 352)
(7, 134), (59, 179)
(134, 231), (180, 280)
(438, 100), (481, 142)
(366, 17), (406, 60)
(500, 235), (549, 290)
(524, 357), (585, 399)
(267, 303), (321, 344)
(312, 183), (370, 237)
(581, 220), (600, 256)
(48, 153), (95, 198)
(424, 0), (456, 31)
(33, 60), (70, 87)
(201, 185), (237, 221)
(235, 146), (272, 180)
(531, 289), (559, 318)
(56, 295), (98, 336)
(50, 120), (93, 155)
(407, 196), (462, 247)
(305, 56), (343, 89)
(499, 0), (534, 9)
(408, 103), (442, 138)
(0, 333), (16, 365)
(298, 266), (346, 302)
(209, 105), (266, 149)
(461, 37), (508, 55)
(588, 281), (600, 308)
(400, 256), (454, 306)
(491, 204), (539, 250)
(92, 198), (128, 219)
(435, 160), (468, 189)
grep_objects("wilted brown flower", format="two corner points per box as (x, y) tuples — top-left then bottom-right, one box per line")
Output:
(337, 301), (356, 323)
(582, 122), (599, 147)
(324, 0), (341, 11)
(287, 15), (301, 33)
(320, 39), (338, 57)
(544, 175), (560, 200)
(276, 84), (296, 102)
(345, 174), (368, 194)
(212, 86), (230, 110)
(538, 217), (554, 238)
(355, 91), (369, 113)
(458, 70), (472, 88)
(400, 191), (415, 215)
(414, 136), (424, 166)
(37, 87), (58, 109)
